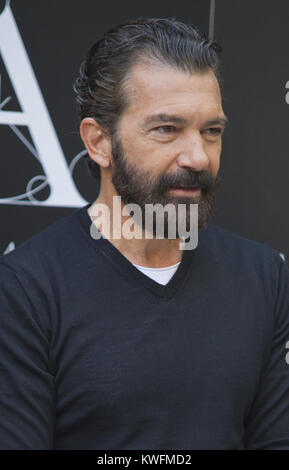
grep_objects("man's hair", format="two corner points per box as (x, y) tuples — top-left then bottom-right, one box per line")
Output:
(73, 17), (223, 180)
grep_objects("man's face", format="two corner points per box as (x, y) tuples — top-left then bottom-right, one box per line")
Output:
(110, 60), (226, 236)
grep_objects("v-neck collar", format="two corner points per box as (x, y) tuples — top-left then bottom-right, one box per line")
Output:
(77, 202), (203, 299)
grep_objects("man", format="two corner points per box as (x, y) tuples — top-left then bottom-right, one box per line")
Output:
(0, 17), (289, 450)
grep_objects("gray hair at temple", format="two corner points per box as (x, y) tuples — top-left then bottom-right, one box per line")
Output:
(73, 17), (223, 180)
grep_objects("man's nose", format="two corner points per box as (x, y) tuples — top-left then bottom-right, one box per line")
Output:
(176, 132), (210, 172)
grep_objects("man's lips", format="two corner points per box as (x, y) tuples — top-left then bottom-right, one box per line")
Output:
(169, 186), (201, 196)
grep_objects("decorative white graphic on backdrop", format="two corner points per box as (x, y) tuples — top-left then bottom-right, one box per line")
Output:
(3, 241), (15, 254)
(285, 81), (289, 104)
(0, 1), (87, 207)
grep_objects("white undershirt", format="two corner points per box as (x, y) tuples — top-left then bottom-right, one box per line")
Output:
(132, 261), (181, 285)
(87, 208), (181, 285)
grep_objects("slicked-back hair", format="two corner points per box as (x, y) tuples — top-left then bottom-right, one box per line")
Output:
(73, 17), (223, 180)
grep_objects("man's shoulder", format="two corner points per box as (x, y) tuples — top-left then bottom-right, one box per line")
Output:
(0, 206), (85, 276)
(203, 222), (284, 267)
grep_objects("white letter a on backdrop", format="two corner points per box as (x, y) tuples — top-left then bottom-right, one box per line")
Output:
(0, 1), (86, 207)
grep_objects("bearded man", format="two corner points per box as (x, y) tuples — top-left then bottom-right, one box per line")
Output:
(0, 17), (289, 450)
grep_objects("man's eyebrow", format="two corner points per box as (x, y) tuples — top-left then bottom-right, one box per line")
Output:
(140, 113), (229, 129)
(204, 117), (229, 128)
(141, 114), (187, 128)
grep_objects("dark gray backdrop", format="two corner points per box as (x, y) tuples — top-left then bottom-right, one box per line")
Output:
(0, 0), (288, 261)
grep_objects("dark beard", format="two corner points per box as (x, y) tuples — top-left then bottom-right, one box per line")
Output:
(110, 132), (221, 238)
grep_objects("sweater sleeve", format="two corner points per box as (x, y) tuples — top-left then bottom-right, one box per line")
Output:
(244, 252), (289, 449)
(0, 261), (55, 449)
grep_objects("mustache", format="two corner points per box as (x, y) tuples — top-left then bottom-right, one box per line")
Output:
(158, 170), (219, 192)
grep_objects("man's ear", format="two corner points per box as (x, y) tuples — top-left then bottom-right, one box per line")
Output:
(80, 117), (112, 168)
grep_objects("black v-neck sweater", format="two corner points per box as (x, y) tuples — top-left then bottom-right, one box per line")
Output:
(0, 203), (289, 450)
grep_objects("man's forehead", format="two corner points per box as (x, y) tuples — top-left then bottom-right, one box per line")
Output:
(124, 60), (222, 114)
(127, 59), (219, 92)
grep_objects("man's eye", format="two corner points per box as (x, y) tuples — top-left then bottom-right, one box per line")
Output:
(205, 127), (222, 136)
(154, 125), (176, 134)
